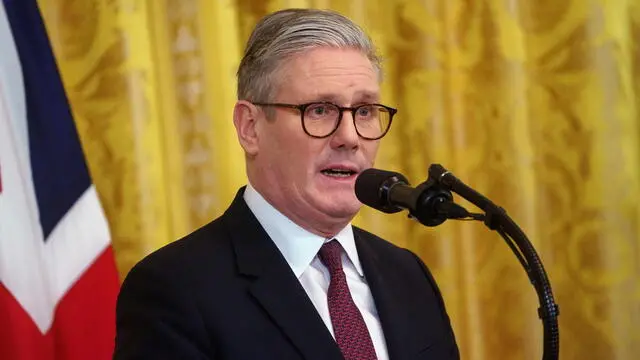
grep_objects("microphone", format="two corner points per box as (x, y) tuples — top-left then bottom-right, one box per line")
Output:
(355, 168), (470, 226)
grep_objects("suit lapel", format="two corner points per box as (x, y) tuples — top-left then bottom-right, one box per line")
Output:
(223, 188), (342, 360)
(355, 228), (435, 359)
(249, 268), (343, 360)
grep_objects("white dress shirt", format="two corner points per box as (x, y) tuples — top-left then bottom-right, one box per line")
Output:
(244, 184), (389, 360)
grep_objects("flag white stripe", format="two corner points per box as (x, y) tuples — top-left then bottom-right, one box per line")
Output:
(0, 64), (52, 332)
(0, 1), (27, 154)
(45, 186), (111, 316)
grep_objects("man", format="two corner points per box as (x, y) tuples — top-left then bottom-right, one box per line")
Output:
(115, 8), (459, 360)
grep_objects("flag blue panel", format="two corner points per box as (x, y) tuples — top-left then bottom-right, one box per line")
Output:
(3, 0), (91, 240)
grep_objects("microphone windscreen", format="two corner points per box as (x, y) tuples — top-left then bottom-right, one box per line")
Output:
(355, 168), (409, 213)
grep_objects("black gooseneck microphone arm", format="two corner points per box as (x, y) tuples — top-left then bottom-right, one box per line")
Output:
(427, 164), (560, 360)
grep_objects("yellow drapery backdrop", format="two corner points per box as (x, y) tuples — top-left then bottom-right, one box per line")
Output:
(37, 0), (639, 359)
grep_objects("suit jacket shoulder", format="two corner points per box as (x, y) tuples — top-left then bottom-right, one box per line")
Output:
(113, 215), (232, 359)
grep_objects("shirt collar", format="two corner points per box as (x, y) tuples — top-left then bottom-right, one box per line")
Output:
(243, 183), (364, 278)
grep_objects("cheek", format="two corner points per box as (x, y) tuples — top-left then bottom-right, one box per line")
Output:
(268, 135), (317, 180)
(363, 141), (380, 164)
(290, 146), (318, 179)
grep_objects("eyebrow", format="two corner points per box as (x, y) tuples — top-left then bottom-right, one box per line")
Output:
(354, 91), (380, 103)
(305, 91), (380, 104)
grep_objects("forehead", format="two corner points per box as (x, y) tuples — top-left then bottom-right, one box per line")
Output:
(276, 47), (380, 103)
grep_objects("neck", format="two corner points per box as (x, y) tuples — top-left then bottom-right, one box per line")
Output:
(248, 182), (353, 239)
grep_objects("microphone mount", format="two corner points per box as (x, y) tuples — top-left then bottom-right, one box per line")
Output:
(409, 179), (474, 227)
(426, 164), (560, 360)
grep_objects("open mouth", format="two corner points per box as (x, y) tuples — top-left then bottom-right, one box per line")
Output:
(321, 168), (357, 178)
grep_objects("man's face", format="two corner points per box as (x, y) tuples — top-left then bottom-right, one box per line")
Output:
(251, 47), (382, 235)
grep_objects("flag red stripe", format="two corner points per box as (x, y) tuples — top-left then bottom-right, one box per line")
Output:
(0, 247), (120, 360)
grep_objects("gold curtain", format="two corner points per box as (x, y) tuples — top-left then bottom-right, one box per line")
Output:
(38, 0), (639, 359)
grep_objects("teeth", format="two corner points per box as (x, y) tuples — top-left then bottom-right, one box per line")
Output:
(322, 169), (354, 177)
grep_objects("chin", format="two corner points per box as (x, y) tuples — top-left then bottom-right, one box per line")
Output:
(307, 184), (361, 218)
(321, 198), (361, 219)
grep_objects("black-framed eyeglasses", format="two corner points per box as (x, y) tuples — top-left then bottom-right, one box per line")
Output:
(252, 102), (397, 140)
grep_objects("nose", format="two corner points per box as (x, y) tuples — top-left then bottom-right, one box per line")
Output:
(329, 111), (360, 150)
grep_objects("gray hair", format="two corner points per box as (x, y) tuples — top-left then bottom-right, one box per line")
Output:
(237, 8), (382, 102)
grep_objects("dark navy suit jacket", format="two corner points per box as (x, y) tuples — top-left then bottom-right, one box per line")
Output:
(114, 187), (459, 359)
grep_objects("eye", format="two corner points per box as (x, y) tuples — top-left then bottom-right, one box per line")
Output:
(306, 103), (337, 119)
(356, 105), (374, 118)
(313, 106), (327, 115)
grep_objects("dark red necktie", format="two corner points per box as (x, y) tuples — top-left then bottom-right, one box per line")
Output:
(318, 240), (377, 360)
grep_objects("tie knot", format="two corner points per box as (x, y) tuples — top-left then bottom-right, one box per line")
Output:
(318, 239), (344, 273)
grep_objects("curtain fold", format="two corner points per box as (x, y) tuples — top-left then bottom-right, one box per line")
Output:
(39, 0), (639, 358)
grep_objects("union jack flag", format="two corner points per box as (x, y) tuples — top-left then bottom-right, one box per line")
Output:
(0, 1), (120, 359)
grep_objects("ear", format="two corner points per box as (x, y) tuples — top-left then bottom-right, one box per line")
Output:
(233, 100), (261, 156)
